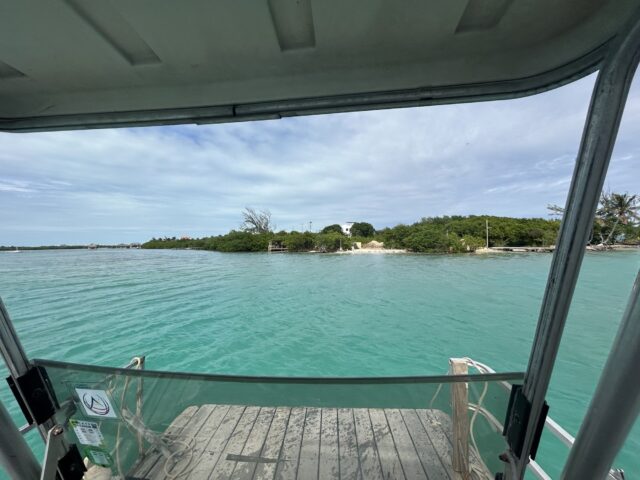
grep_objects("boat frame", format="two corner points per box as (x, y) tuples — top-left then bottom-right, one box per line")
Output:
(1, 7), (639, 480)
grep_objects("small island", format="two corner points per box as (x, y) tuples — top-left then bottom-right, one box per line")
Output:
(142, 192), (639, 254)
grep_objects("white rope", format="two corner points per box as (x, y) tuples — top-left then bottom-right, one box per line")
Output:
(106, 358), (196, 479)
(463, 358), (491, 467)
(426, 358), (496, 478)
(120, 408), (198, 478)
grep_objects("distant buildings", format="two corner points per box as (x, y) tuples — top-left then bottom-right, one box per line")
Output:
(341, 222), (355, 236)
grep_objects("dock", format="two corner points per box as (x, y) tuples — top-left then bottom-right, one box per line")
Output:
(129, 404), (490, 479)
(488, 246), (555, 253)
(268, 242), (288, 253)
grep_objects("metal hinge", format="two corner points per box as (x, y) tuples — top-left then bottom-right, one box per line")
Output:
(503, 384), (549, 460)
(6, 365), (58, 425)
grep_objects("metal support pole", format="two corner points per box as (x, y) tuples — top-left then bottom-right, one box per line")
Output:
(561, 270), (640, 479)
(0, 297), (44, 477)
(0, 298), (53, 439)
(0, 297), (68, 476)
(0, 298), (31, 377)
(516, 10), (640, 478)
(0, 398), (40, 479)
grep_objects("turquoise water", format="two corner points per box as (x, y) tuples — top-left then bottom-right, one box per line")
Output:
(0, 249), (637, 477)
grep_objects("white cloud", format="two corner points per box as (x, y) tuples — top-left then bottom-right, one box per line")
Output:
(0, 72), (638, 245)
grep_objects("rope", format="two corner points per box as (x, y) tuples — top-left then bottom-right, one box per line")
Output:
(463, 357), (491, 469)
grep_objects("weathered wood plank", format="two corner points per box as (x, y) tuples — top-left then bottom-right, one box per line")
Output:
(253, 407), (291, 480)
(130, 405), (459, 480)
(384, 409), (427, 479)
(353, 408), (383, 480)
(369, 409), (405, 480)
(337, 408), (360, 480)
(430, 409), (491, 479)
(319, 408), (339, 480)
(199, 404), (232, 440)
(230, 407), (276, 480)
(400, 409), (452, 480)
(274, 407), (305, 480)
(150, 404), (217, 479)
(418, 410), (454, 475)
(130, 404), (199, 477)
(209, 406), (261, 480)
(297, 408), (322, 479)
(187, 405), (246, 478)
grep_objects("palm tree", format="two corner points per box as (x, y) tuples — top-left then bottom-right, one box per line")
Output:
(597, 191), (639, 245)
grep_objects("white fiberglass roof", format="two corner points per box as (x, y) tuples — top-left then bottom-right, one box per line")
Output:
(0, 0), (638, 131)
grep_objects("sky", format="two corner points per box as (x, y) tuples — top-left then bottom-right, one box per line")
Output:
(0, 72), (638, 246)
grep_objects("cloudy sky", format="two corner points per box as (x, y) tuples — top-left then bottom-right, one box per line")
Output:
(1, 72), (638, 246)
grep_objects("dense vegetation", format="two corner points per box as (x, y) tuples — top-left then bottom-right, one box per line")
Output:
(141, 215), (574, 253)
(350, 222), (375, 237)
(142, 231), (368, 253)
(142, 193), (639, 254)
(376, 216), (562, 253)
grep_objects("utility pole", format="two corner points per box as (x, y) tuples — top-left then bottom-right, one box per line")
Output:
(486, 219), (489, 248)
(309, 221), (313, 232)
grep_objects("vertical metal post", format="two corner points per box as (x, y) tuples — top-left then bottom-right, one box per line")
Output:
(0, 298), (31, 377)
(561, 270), (640, 479)
(0, 297), (64, 475)
(0, 399), (40, 479)
(0, 297), (43, 477)
(516, 11), (640, 477)
(0, 298), (52, 439)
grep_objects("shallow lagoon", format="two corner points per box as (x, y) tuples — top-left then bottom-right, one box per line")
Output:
(0, 248), (637, 477)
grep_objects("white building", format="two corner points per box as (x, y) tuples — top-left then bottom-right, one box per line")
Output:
(341, 222), (355, 236)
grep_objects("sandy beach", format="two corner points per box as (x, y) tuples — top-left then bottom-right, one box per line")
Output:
(333, 248), (408, 254)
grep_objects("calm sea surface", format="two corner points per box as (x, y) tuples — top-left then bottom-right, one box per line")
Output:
(0, 249), (638, 477)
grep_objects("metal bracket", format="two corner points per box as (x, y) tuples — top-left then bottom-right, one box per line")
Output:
(41, 425), (86, 480)
(57, 444), (86, 480)
(503, 385), (548, 460)
(6, 374), (34, 424)
(6, 366), (58, 425)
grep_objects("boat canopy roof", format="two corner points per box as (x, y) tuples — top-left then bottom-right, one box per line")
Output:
(0, 0), (637, 132)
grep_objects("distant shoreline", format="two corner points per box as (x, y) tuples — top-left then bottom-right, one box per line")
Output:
(476, 244), (639, 254)
(4, 245), (637, 254)
(0, 244), (141, 252)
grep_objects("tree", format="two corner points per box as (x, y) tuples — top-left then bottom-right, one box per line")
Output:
(597, 191), (639, 245)
(240, 207), (273, 234)
(546, 204), (565, 219)
(321, 224), (343, 234)
(350, 222), (375, 237)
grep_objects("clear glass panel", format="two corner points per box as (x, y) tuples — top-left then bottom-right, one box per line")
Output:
(35, 359), (522, 479)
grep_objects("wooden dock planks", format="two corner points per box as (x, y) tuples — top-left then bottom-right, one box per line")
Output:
(129, 405), (492, 480)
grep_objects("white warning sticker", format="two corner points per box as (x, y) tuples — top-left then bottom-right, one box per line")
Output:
(75, 388), (118, 419)
(70, 419), (104, 447)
